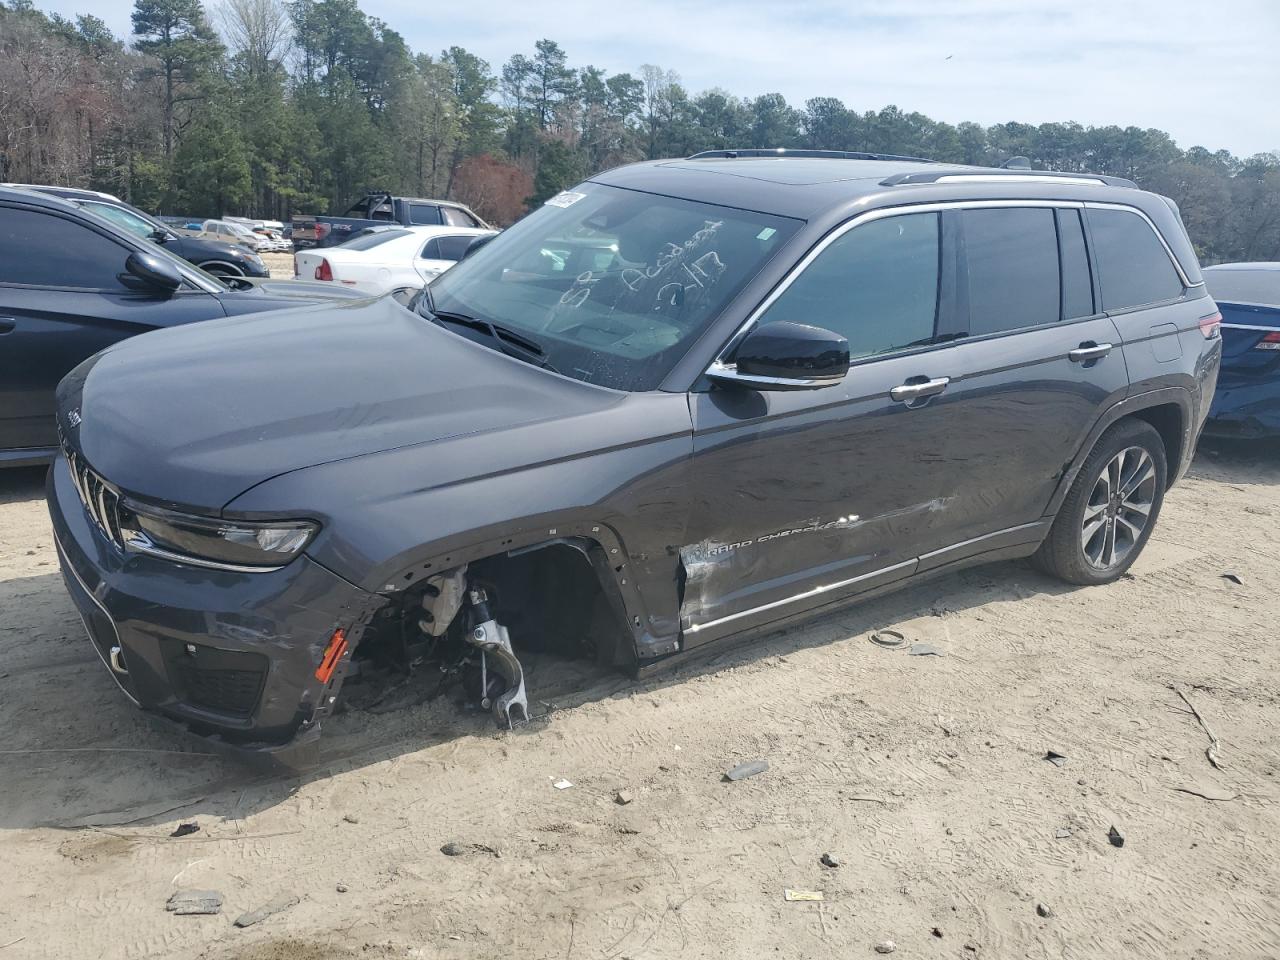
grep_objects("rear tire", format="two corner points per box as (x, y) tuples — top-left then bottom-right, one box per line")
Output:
(1031, 419), (1167, 585)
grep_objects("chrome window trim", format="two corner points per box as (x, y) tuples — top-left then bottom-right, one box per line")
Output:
(705, 358), (844, 390)
(708, 197), (1199, 369)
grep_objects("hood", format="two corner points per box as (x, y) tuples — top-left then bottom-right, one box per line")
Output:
(58, 298), (625, 510)
(172, 234), (256, 261)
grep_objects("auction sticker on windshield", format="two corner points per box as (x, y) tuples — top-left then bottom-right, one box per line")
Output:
(545, 191), (586, 208)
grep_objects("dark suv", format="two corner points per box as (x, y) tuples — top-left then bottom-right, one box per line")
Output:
(48, 151), (1221, 764)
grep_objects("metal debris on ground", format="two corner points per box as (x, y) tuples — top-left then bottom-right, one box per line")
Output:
(908, 643), (944, 657)
(553, 778), (573, 790)
(1044, 750), (1068, 767)
(875, 940), (897, 953)
(166, 890), (223, 915)
(1221, 573), (1243, 585)
(234, 895), (299, 928)
(783, 889), (824, 902)
(1108, 825), (1125, 848)
(1036, 902), (1053, 918)
(724, 760), (769, 782)
(614, 790), (633, 805)
(820, 852), (840, 868)
(169, 822), (200, 838)
(1055, 828), (1072, 839)
(870, 630), (907, 649)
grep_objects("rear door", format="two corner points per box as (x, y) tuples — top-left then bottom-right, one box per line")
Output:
(0, 202), (227, 454)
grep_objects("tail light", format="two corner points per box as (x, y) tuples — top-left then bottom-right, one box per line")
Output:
(314, 258), (333, 281)
(1198, 311), (1221, 339)
(315, 222), (331, 241)
(1256, 331), (1280, 352)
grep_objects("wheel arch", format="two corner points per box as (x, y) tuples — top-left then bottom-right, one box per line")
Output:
(197, 259), (247, 276)
(1045, 387), (1193, 520)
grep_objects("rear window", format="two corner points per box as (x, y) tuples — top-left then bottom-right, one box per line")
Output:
(962, 207), (1060, 334)
(342, 229), (412, 251)
(409, 204), (443, 225)
(1088, 208), (1184, 311)
(1204, 269), (1280, 308)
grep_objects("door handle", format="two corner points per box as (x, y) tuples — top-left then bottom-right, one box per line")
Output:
(0, 318), (15, 334)
(890, 376), (950, 402)
(1068, 342), (1113, 363)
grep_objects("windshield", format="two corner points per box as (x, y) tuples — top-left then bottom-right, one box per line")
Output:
(424, 183), (799, 391)
(80, 201), (160, 240)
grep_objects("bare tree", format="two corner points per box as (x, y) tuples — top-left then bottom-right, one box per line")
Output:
(216, 0), (290, 76)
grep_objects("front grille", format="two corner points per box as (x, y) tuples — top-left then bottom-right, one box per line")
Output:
(62, 441), (124, 548)
(161, 639), (269, 718)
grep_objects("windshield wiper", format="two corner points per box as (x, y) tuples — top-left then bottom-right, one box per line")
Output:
(427, 309), (560, 374)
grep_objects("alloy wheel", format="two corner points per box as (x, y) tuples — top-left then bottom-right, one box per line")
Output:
(1080, 445), (1156, 570)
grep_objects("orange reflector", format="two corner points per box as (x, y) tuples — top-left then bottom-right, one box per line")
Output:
(315, 628), (348, 683)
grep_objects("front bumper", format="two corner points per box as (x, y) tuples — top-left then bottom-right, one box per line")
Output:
(47, 456), (376, 768)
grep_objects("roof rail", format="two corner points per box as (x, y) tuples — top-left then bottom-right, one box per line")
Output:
(688, 148), (938, 164)
(880, 169), (1137, 188)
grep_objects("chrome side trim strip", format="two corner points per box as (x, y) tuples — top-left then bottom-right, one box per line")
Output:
(918, 521), (1046, 561)
(52, 530), (141, 707)
(1220, 322), (1279, 332)
(683, 557), (916, 634)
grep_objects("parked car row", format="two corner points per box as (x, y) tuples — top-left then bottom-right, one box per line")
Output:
(29, 150), (1239, 767)
(291, 192), (489, 248)
(294, 224), (496, 296)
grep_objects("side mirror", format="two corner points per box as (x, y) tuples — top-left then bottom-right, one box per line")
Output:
(148, 228), (170, 243)
(463, 233), (497, 259)
(707, 321), (849, 391)
(121, 250), (183, 293)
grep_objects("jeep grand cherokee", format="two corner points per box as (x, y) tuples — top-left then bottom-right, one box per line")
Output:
(48, 150), (1221, 765)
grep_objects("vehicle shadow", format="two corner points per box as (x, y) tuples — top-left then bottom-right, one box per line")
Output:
(1193, 435), (1280, 483)
(0, 551), (1076, 833)
(0, 465), (48, 505)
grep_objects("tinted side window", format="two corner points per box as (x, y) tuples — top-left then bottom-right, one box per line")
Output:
(1057, 208), (1095, 319)
(962, 207), (1059, 334)
(409, 204), (443, 225)
(1088, 208), (1183, 310)
(442, 207), (478, 227)
(760, 212), (939, 360)
(0, 207), (129, 289)
(436, 235), (475, 261)
(419, 238), (441, 259)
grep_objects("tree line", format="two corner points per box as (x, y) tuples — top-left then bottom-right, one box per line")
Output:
(1, 0), (1278, 261)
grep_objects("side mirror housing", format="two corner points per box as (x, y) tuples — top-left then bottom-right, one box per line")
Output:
(121, 250), (183, 293)
(708, 321), (850, 391)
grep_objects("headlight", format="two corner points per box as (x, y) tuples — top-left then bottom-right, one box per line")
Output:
(120, 501), (318, 570)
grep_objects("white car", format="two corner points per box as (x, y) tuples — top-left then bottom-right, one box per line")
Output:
(293, 225), (496, 296)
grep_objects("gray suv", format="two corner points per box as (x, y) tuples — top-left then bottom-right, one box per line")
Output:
(48, 150), (1221, 765)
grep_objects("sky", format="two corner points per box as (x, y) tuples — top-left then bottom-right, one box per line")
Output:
(42, 0), (1280, 157)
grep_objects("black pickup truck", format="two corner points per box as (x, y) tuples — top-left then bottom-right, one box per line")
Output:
(291, 192), (490, 248)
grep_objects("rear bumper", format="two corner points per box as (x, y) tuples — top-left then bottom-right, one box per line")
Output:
(47, 456), (376, 769)
(1206, 376), (1280, 439)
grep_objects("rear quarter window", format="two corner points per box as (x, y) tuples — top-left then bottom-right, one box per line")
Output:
(1087, 208), (1184, 311)
(409, 204), (443, 225)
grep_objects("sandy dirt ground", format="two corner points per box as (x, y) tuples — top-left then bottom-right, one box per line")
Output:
(262, 252), (295, 279)
(1, 440), (1279, 960)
